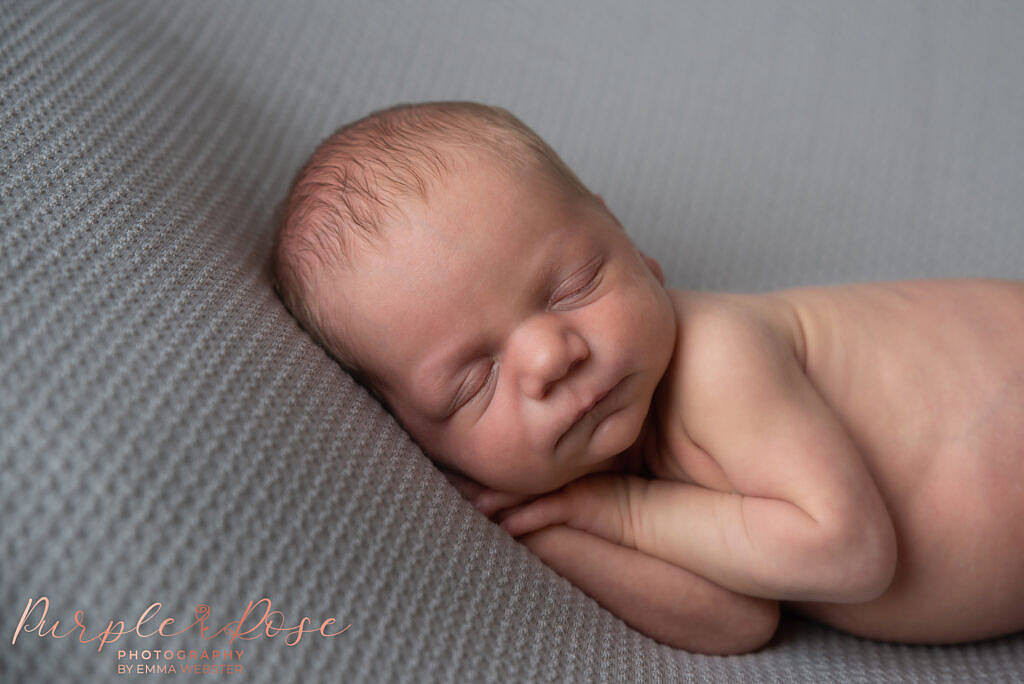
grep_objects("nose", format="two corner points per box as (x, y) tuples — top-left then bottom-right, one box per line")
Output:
(508, 313), (589, 400)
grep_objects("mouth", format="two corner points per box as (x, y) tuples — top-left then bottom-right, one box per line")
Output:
(552, 374), (634, 455)
(566, 379), (620, 432)
(576, 388), (612, 423)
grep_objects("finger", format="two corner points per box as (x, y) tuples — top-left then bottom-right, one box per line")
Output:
(473, 489), (533, 517)
(540, 473), (647, 547)
(497, 494), (570, 537)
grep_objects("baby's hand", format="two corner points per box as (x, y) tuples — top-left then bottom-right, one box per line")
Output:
(472, 488), (538, 518)
(496, 472), (646, 544)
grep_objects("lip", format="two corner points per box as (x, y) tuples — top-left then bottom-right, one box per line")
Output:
(552, 376), (627, 455)
(568, 380), (618, 429)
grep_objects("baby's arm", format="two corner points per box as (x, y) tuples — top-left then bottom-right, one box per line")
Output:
(440, 467), (777, 654)
(502, 307), (898, 603)
(517, 524), (778, 655)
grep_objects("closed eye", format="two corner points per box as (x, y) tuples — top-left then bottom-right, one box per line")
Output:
(550, 256), (603, 309)
(451, 358), (497, 414)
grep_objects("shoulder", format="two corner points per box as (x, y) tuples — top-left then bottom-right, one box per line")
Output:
(662, 289), (806, 432)
(666, 288), (803, 372)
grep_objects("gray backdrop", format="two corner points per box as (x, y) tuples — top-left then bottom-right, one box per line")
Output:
(2, 1), (1022, 681)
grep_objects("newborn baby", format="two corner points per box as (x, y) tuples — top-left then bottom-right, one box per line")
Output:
(272, 100), (1024, 655)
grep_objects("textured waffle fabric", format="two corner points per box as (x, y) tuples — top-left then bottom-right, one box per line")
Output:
(2, 1), (1023, 681)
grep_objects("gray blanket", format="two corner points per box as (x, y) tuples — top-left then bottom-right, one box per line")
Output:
(3, 1), (1022, 681)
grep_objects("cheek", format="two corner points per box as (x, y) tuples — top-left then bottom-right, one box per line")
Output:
(457, 402), (524, 463)
(475, 393), (530, 454)
(460, 423), (537, 489)
(641, 287), (676, 349)
(594, 287), (666, 351)
(590, 288), (674, 384)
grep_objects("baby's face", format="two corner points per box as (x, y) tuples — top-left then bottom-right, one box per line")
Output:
(329, 154), (676, 493)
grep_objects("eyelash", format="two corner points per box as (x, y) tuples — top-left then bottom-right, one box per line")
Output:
(454, 359), (496, 411)
(553, 267), (601, 306)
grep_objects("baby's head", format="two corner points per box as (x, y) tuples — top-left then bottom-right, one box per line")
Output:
(273, 101), (676, 493)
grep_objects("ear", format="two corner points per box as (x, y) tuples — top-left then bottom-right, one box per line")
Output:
(639, 249), (665, 285)
(593, 194), (665, 284)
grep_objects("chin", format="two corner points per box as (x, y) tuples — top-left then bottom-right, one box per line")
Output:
(588, 402), (643, 462)
(520, 475), (566, 496)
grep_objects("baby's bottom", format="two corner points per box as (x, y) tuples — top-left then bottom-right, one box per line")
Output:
(790, 584), (1024, 644)
(790, 509), (1024, 643)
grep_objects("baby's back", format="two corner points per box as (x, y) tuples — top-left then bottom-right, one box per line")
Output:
(716, 278), (1024, 642)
